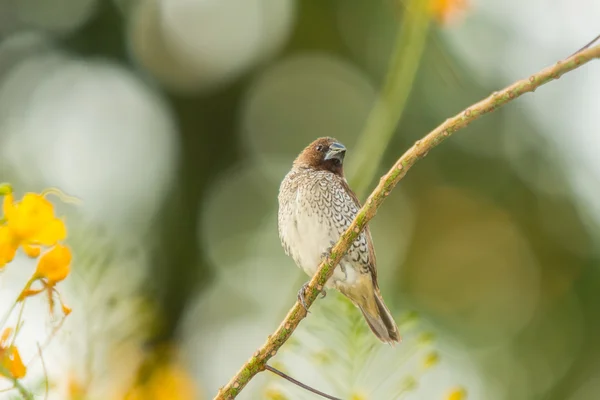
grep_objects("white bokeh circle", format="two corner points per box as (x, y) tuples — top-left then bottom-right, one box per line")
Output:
(0, 53), (179, 230)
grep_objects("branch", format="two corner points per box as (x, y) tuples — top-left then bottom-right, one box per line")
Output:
(214, 44), (600, 400)
(569, 33), (600, 58)
(264, 365), (341, 400)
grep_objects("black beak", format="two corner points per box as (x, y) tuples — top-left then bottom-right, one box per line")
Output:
(324, 142), (346, 162)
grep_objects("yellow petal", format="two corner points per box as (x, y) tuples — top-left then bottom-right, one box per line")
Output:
(31, 218), (67, 246)
(1, 346), (27, 379)
(62, 302), (73, 316)
(68, 373), (87, 399)
(1, 328), (12, 346)
(35, 244), (72, 283)
(0, 226), (18, 267)
(22, 244), (41, 258)
(2, 192), (15, 220)
(7, 194), (55, 240)
(17, 288), (45, 301)
(123, 363), (197, 400)
(146, 365), (197, 400)
(20, 193), (55, 218)
(8, 347), (26, 378)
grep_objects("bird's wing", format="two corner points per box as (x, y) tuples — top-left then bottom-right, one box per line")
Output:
(338, 178), (379, 287)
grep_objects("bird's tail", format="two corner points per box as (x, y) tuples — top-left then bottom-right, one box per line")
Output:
(358, 290), (401, 344)
(342, 278), (401, 344)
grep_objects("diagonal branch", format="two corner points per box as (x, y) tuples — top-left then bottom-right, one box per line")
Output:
(214, 44), (600, 400)
(264, 365), (342, 400)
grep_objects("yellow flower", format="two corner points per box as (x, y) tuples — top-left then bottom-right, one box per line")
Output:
(0, 225), (19, 267)
(67, 373), (88, 400)
(1, 347), (26, 378)
(16, 244), (73, 313)
(264, 387), (289, 400)
(3, 192), (67, 246)
(0, 328), (11, 343)
(350, 392), (369, 400)
(446, 387), (467, 400)
(124, 363), (198, 400)
(429, 0), (468, 25)
(0, 191), (67, 268)
(34, 244), (72, 284)
(0, 328), (27, 379)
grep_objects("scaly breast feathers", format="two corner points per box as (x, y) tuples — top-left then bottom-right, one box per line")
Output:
(279, 171), (368, 287)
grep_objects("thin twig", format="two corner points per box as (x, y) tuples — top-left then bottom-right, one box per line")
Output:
(37, 343), (49, 400)
(264, 365), (342, 400)
(568, 33), (600, 58)
(26, 313), (67, 367)
(214, 44), (600, 400)
(0, 300), (18, 330)
(10, 300), (26, 348)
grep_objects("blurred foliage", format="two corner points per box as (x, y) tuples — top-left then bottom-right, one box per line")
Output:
(0, 0), (599, 399)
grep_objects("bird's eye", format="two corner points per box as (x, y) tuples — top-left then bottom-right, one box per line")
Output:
(316, 145), (324, 152)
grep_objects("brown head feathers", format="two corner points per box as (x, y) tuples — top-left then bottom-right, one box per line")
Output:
(293, 137), (346, 177)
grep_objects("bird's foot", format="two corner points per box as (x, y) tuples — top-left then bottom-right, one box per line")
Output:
(297, 282), (311, 312)
(320, 240), (337, 262)
(297, 282), (327, 312)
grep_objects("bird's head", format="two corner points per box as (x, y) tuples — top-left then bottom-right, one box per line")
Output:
(293, 137), (347, 177)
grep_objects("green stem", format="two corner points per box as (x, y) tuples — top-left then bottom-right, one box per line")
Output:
(0, 301), (18, 331)
(0, 365), (34, 400)
(348, 0), (431, 198)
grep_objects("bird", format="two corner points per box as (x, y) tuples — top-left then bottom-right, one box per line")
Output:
(278, 137), (400, 344)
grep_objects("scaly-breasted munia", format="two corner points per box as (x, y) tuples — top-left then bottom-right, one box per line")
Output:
(278, 137), (400, 344)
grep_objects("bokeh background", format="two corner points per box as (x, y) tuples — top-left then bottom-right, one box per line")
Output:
(0, 0), (599, 399)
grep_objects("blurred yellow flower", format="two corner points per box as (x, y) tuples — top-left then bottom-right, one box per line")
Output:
(0, 328), (27, 379)
(0, 328), (11, 343)
(3, 192), (67, 245)
(1, 347), (26, 379)
(264, 387), (289, 400)
(350, 392), (369, 400)
(429, 0), (468, 24)
(35, 244), (72, 284)
(124, 363), (198, 400)
(0, 191), (67, 268)
(67, 373), (88, 400)
(62, 302), (73, 316)
(0, 225), (19, 267)
(446, 387), (467, 400)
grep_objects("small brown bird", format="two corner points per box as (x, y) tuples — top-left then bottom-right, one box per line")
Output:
(278, 137), (400, 343)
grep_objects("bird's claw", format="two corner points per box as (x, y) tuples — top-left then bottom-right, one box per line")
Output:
(297, 282), (311, 312)
(297, 282), (327, 312)
(320, 240), (337, 261)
